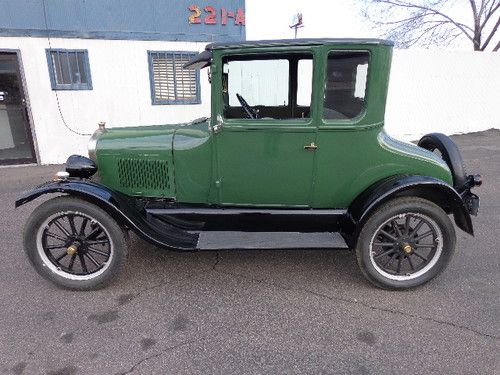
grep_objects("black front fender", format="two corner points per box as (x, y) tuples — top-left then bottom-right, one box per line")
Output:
(347, 175), (473, 239)
(15, 180), (198, 250)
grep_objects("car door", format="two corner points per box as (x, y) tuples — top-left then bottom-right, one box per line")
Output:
(312, 49), (373, 208)
(213, 53), (317, 206)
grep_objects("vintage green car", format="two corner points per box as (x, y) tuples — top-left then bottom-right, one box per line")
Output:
(16, 39), (481, 290)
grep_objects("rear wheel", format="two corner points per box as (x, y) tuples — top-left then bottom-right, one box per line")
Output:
(24, 196), (128, 290)
(355, 197), (456, 289)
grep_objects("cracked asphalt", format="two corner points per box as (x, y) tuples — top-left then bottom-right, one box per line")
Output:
(1, 130), (499, 374)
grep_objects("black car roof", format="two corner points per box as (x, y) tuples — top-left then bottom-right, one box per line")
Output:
(206, 38), (394, 50)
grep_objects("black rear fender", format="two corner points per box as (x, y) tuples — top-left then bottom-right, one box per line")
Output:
(418, 133), (467, 190)
(346, 175), (473, 245)
(15, 180), (198, 250)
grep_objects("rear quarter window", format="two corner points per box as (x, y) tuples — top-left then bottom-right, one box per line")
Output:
(324, 51), (370, 120)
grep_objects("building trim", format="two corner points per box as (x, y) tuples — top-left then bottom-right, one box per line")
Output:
(0, 28), (244, 43)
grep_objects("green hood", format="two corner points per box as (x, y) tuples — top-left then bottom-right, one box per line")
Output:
(93, 117), (210, 198)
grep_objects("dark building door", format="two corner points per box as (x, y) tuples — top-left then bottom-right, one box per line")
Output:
(0, 52), (36, 165)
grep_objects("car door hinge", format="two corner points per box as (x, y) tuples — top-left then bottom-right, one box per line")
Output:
(212, 114), (224, 134)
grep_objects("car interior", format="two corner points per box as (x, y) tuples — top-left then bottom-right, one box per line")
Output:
(221, 51), (370, 121)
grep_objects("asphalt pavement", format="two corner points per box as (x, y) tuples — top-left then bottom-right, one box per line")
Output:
(0, 130), (499, 374)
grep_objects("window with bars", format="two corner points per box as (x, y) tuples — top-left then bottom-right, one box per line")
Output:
(46, 49), (92, 90)
(148, 51), (201, 105)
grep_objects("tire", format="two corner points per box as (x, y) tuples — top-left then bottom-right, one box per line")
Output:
(355, 197), (456, 290)
(23, 196), (128, 290)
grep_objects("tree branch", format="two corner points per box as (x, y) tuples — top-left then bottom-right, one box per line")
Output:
(376, 13), (428, 25)
(374, 0), (475, 39)
(480, 14), (500, 49)
(480, 1), (500, 30)
(405, 21), (451, 46)
(469, 0), (479, 22)
(360, 0), (499, 50)
(470, 0), (482, 49)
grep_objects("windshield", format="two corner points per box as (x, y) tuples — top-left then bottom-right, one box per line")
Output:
(222, 54), (313, 120)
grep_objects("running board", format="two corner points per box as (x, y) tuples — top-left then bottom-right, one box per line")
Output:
(147, 207), (347, 216)
(147, 207), (348, 233)
(196, 231), (349, 250)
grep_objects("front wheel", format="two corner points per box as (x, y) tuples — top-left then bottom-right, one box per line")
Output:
(23, 196), (128, 290)
(355, 197), (456, 290)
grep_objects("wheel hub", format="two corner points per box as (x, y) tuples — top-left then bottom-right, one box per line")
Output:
(66, 244), (78, 255)
(401, 243), (413, 254)
(66, 236), (90, 255)
(395, 234), (414, 255)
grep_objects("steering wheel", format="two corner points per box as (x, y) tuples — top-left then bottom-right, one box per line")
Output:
(236, 93), (259, 119)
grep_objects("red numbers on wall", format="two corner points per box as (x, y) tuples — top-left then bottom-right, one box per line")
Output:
(204, 6), (217, 24)
(234, 8), (245, 25)
(188, 5), (245, 26)
(188, 5), (202, 24)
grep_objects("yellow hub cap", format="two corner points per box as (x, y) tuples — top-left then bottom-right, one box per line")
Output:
(402, 244), (412, 254)
(66, 244), (78, 255)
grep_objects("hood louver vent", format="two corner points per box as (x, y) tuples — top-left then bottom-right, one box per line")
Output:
(117, 158), (172, 195)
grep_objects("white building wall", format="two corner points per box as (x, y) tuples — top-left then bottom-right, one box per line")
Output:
(385, 49), (500, 140)
(1, 36), (212, 164)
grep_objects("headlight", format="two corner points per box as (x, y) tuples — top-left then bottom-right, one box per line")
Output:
(88, 122), (106, 162)
(65, 155), (97, 178)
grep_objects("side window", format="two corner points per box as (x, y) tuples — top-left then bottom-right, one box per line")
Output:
(297, 59), (313, 107)
(46, 49), (92, 90)
(324, 51), (369, 120)
(148, 51), (201, 105)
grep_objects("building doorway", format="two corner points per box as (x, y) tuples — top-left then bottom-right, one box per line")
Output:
(0, 52), (36, 165)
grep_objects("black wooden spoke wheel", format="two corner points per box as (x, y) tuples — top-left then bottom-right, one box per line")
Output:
(355, 197), (456, 289)
(24, 197), (128, 290)
(370, 213), (441, 279)
(41, 212), (112, 277)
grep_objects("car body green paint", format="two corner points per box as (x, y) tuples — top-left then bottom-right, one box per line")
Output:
(93, 39), (453, 208)
(96, 124), (177, 197)
(173, 118), (214, 204)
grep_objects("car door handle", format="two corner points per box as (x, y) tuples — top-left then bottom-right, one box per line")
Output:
(303, 142), (318, 151)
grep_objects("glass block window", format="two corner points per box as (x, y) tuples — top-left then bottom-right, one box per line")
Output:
(46, 49), (92, 90)
(148, 51), (201, 105)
